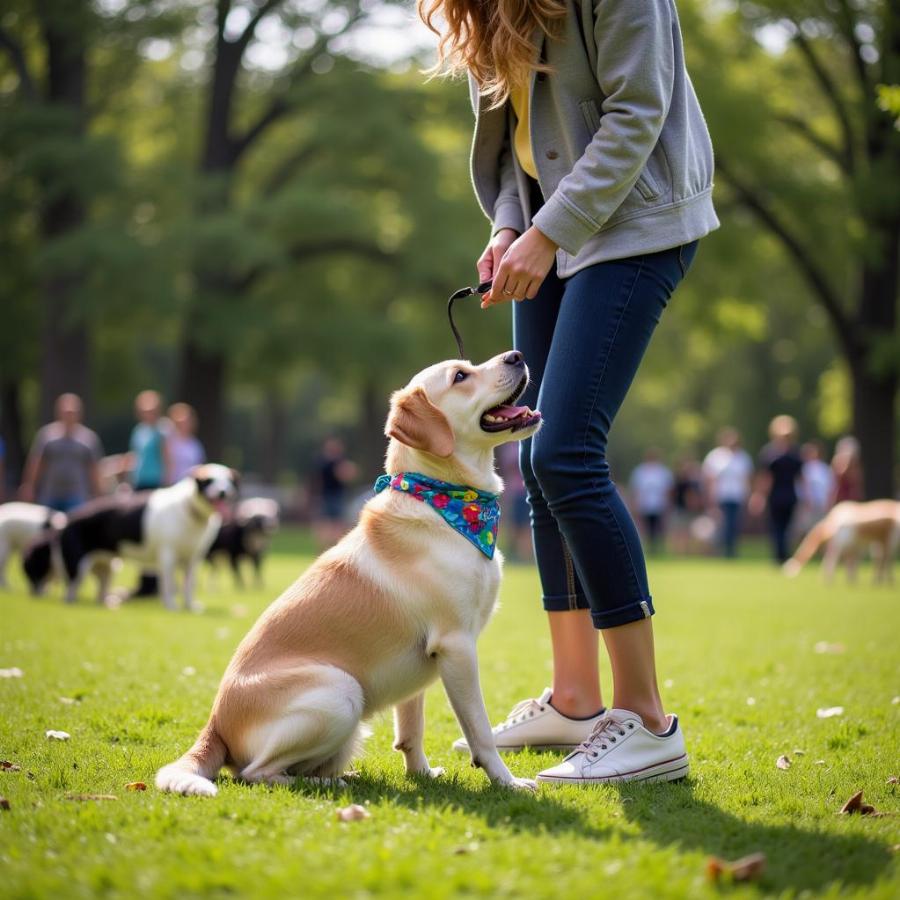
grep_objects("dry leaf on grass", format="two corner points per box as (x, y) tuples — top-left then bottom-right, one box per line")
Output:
(813, 641), (845, 654)
(336, 804), (370, 822)
(0, 797), (9, 810)
(776, 755), (792, 770)
(64, 793), (118, 802)
(1, 761), (21, 771)
(839, 790), (889, 817)
(793, 749), (805, 756)
(706, 852), (766, 883)
(0, 667), (23, 678)
(886, 776), (898, 785)
(46, 730), (70, 741)
(816, 706), (844, 719)
(125, 781), (147, 791)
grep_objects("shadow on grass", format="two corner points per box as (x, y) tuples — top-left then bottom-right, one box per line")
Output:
(616, 779), (892, 893)
(286, 770), (611, 840)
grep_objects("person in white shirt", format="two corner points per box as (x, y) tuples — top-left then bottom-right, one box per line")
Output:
(629, 449), (674, 554)
(800, 441), (835, 518)
(702, 427), (754, 558)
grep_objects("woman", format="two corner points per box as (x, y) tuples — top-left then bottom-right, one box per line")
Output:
(420, 0), (718, 784)
(167, 403), (206, 484)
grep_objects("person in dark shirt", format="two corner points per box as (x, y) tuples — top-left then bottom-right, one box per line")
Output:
(751, 415), (805, 563)
(313, 437), (357, 549)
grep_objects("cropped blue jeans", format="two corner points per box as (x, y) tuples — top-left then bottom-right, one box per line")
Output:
(513, 241), (698, 629)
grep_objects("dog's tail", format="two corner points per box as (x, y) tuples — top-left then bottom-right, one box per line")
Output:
(783, 517), (832, 577)
(155, 721), (226, 797)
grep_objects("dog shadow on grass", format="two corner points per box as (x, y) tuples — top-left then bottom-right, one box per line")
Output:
(285, 770), (612, 840)
(615, 779), (893, 893)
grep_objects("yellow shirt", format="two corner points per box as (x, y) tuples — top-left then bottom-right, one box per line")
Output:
(509, 80), (538, 180)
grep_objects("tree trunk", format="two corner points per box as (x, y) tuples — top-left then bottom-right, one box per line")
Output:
(0, 377), (26, 487)
(37, 6), (90, 420)
(260, 389), (287, 483)
(178, 333), (226, 462)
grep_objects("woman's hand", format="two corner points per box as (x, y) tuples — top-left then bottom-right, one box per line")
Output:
(476, 228), (519, 287)
(482, 226), (558, 307)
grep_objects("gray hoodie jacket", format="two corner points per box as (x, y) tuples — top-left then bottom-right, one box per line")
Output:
(469, 0), (719, 277)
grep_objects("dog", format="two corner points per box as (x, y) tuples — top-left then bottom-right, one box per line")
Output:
(156, 352), (542, 796)
(783, 500), (900, 583)
(0, 502), (66, 589)
(23, 465), (239, 608)
(206, 498), (280, 588)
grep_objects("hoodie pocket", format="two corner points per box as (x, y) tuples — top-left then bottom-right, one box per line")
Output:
(580, 99), (661, 202)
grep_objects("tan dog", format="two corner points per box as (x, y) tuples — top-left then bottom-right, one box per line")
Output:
(156, 352), (542, 795)
(783, 500), (900, 583)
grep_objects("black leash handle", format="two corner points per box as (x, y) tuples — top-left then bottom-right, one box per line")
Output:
(447, 280), (492, 359)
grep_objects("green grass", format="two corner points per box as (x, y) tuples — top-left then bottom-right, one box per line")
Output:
(1, 532), (898, 899)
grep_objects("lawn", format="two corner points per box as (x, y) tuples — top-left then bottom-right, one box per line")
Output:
(1, 534), (898, 899)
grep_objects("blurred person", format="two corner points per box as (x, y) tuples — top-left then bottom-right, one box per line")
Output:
(424, 0), (718, 785)
(702, 427), (753, 558)
(800, 441), (835, 520)
(167, 403), (205, 484)
(497, 440), (532, 561)
(127, 390), (169, 597)
(20, 393), (103, 513)
(831, 435), (864, 504)
(313, 437), (358, 549)
(670, 456), (703, 554)
(628, 448), (673, 554)
(750, 415), (804, 564)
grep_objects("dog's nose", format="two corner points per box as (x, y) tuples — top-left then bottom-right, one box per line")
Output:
(503, 351), (525, 367)
(218, 490), (228, 500)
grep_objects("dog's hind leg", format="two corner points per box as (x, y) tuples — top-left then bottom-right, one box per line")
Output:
(238, 666), (365, 785)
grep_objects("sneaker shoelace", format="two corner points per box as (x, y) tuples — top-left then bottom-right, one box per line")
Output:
(495, 697), (546, 733)
(566, 716), (631, 760)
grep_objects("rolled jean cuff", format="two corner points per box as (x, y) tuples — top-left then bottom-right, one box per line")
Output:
(542, 592), (591, 612)
(591, 596), (655, 630)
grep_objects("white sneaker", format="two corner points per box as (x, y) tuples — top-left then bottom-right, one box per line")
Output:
(536, 708), (688, 785)
(452, 688), (605, 753)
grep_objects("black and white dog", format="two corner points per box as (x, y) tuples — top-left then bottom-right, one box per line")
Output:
(0, 502), (67, 589)
(23, 465), (239, 609)
(207, 497), (280, 588)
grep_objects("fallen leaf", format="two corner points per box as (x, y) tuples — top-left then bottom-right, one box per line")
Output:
(59, 697), (79, 705)
(793, 749), (805, 756)
(0, 797), (9, 810)
(125, 781), (147, 791)
(776, 755), (792, 770)
(64, 793), (117, 802)
(181, 666), (196, 677)
(1, 761), (21, 771)
(887, 776), (898, 785)
(453, 843), (479, 855)
(814, 759), (827, 765)
(706, 852), (766, 883)
(46, 730), (70, 741)
(336, 803), (370, 822)
(816, 706), (844, 719)
(0, 667), (23, 678)
(839, 790), (887, 816)
(813, 641), (845, 654)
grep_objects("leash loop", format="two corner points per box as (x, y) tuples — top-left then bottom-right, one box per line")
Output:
(447, 280), (492, 359)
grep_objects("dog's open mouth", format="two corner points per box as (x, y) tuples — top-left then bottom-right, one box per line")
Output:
(480, 375), (542, 433)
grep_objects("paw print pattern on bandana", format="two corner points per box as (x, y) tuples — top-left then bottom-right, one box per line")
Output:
(374, 472), (500, 559)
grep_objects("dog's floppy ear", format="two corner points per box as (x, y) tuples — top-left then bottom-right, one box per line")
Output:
(385, 387), (455, 459)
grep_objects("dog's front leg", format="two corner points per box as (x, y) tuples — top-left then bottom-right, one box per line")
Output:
(434, 633), (535, 791)
(394, 693), (443, 778)
(182, 558), (199, 611)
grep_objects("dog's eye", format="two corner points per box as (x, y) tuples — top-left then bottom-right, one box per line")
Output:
(453, 370), (468, 384)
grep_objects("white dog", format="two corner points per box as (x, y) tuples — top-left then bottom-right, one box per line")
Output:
(156, 352), (541, 795)
(23, 465), (239, 608)
(0, 502), (66, 588)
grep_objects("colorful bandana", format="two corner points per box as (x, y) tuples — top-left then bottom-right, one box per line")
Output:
(373, 472), (500, 559)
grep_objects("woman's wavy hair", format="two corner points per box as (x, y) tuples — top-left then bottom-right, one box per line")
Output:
(418, 0), (567, 107)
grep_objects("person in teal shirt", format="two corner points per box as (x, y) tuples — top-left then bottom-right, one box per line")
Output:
(130, 390), (169, 491)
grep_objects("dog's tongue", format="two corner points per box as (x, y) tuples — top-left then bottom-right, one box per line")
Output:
(486, 404), (529, 420)
(212, 498), (231, 516)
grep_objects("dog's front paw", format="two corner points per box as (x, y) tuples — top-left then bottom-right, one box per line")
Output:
(408, 764), (444, 779)
(500, 776), (537, 792)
